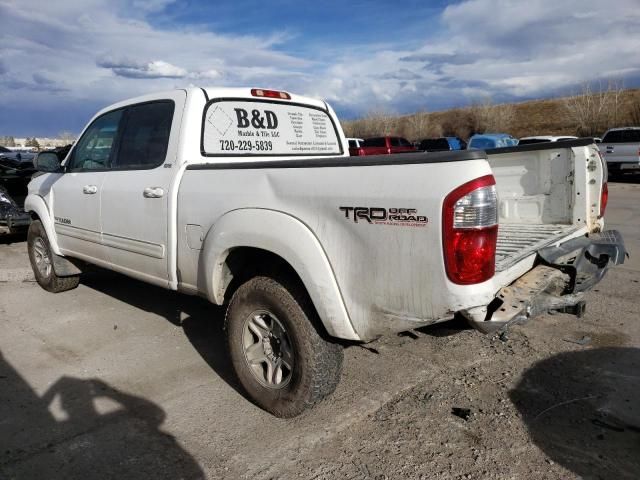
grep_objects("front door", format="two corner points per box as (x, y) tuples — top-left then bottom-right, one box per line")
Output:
(52, 108), (124, 263)
(100, 92), (185, 286)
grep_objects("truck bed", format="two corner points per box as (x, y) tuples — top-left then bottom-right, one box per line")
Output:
(496, 224), (578, 271)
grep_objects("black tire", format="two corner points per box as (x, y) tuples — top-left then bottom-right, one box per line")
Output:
(27, 220), (80, 293)
(225, 275), (343, 417)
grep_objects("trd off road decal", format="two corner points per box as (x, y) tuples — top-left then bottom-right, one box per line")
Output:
(339, 207), (428, 227)
(202, 101), (341, 156)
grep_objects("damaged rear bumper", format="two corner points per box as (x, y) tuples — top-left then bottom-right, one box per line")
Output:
(462, 230), (627, 333)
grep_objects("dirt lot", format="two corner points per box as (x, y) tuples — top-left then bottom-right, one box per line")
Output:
(1, 182), (639, 480)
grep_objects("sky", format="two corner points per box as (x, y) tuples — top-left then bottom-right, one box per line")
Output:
(1, 0), (640, 137)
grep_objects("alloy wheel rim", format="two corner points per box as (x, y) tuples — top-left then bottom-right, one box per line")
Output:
(33, 237), (52, 278)
(242, 309), (294, 389)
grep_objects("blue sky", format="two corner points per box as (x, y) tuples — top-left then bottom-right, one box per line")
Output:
(1, 0), (640, 137)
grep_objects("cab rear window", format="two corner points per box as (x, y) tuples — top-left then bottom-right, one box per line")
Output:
(602, 130), (640, 143)
(202, 99), (342, 156)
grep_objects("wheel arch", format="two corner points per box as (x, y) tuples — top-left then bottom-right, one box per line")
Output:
(24, 194), (61, 255)
(198, 208), (360, 341)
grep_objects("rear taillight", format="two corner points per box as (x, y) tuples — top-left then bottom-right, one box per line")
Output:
(251, 88), (291, 100)
(443, 175), (498, 285)
(599, 182), (608, 218)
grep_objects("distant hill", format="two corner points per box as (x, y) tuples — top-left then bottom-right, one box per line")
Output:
(342, 88), (640, 141)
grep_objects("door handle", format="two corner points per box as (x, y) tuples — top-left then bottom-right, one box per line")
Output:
(83, 185), (98, 194)
(143, 187), (164, 198)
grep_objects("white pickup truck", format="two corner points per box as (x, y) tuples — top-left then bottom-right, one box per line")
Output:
(600, 127), (640, 175)
(26, 88), (626, 417)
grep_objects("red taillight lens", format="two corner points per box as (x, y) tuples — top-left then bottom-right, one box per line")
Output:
(599, 182), (608, 218)
(443, 175), (498, 285)
(251, 88), (291, 100)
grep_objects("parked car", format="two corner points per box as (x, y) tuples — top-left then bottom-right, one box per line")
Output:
(0, 155), (36, 232)
(599, 127), (640, 175)
(0, 145), (72, 233)
(417, 137), (467, 152)
(347, 137), (364, 156)
(518, 135), (578, 145)
(0, 146), (36, 165)
(26, 87), (623, 417)
(352, 136), (416, 156)
(467, 133), (518, 150)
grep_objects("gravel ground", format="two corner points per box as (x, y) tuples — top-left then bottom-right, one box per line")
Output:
(0, 181), (638, 479)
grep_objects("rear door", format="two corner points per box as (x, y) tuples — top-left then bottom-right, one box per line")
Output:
(52, 109), (124, 262)
(99, 92), (186, 286)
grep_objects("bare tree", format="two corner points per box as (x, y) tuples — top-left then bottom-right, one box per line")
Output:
(403, 111), (431, 141)
(628, 100), (640, 126)
(608, 79), (624, 127)
(466, 96), (515, 134)
(564, 80), (624, 136)
(58, 131), (76, 144)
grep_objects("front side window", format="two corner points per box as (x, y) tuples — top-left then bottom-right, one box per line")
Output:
(113, 101), (174, 170)
(67, 109), (123, 172)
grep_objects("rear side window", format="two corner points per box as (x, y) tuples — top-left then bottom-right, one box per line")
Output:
(202, 99), (342, 156)
(67, 109), (124, 172)
(603, 130), (640, 143)
(470, 138), (494, 149)
(114, 101), (174, 170)
(397, 137), (412, 147)
(518, 138), (549, 145)
(420, 139), (449, 150)
(363, 137), (386, 147)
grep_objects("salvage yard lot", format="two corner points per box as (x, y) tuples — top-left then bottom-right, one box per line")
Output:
(1, 182), (639, 480)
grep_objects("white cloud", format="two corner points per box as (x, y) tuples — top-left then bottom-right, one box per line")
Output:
(97, 58), (188, 79)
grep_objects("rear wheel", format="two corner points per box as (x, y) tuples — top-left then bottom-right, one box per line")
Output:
(27, 220), (80, 293)
(225, 275), (343, 417)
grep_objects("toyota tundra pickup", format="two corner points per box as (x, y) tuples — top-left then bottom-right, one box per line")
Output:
(26, 88), (625, 417)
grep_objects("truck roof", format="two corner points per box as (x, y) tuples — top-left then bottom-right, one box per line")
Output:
(604, 126), (640, 132)
(91, 87), (330, 128)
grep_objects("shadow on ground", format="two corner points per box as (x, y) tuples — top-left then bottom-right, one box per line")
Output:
(80, 270), (243, 395)
(0, 229), (27, 245)
(510, 347), (640, 479)
(609, 174), (640, 184)
(0, 351), (205, 479)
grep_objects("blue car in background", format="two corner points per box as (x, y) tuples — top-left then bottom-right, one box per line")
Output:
(467, 133), (518, 150)
(417, 136), (467, 152)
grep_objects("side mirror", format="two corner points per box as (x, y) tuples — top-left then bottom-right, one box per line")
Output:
(34, 152), (62, 173)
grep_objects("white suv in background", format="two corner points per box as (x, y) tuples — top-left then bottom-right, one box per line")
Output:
(518, 135), (578, 145)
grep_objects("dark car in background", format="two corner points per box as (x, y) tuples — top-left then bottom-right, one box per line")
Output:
(0, 146), (36, 165)
(417, 137), (467, 152)
(351, 136), (416, 156)
(0, 144), (71, 233)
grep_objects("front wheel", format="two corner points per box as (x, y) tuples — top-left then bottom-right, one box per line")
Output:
(225, 276), (343, 417)
(27, 220), (80, 293)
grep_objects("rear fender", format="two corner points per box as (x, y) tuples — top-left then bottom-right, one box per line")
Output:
(199, 208), (360, 341)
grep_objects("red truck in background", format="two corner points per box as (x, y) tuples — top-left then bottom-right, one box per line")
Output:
(349, 136), (417, 156)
